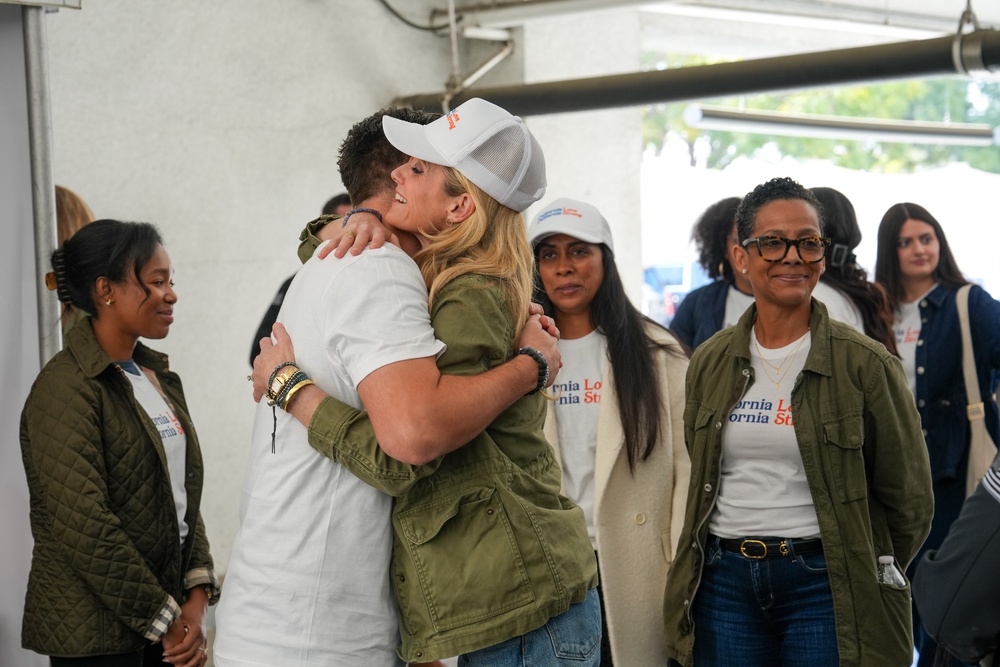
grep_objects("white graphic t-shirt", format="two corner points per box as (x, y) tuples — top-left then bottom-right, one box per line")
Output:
(708, 328), (820, 539)
(895, 284), (936, 397)
(552, 330), (606, 550)
(119, 361), (189, 542)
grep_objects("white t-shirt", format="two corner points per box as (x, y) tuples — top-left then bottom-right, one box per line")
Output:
(813, 281), (864, 333)
(214, 244), (445, 667)
(723, 285), (755, 329)
(120, 362), (188, 542)
(708, 328), (820, 539)
(551, 330), (606, 550)
(894, 284), (937, 397)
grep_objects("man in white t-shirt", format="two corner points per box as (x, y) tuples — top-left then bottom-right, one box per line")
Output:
(214, 109), (558, 666)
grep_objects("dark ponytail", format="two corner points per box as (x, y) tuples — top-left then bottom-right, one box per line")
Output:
(51, 219), (163, 317)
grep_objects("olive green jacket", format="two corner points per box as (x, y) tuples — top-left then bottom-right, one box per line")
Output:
(298, 222), (598, 663)
(19, 318), (215, 657)
(663, 301), (933, 667)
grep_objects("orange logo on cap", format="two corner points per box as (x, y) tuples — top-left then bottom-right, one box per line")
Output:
(447, 111), (461, 129)
(563, 208), (583, 218)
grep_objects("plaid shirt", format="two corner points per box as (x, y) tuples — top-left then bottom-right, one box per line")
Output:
(144, 567), (221, 641)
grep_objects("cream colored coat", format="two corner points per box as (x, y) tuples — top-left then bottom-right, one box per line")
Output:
(544, 324), (690, 666)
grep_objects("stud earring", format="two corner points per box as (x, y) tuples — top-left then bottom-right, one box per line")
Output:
(741, 268), (748, 274)
(105, 297), (114, 306)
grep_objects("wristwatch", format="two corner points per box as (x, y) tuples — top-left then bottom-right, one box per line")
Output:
(516, 346), (549, 395)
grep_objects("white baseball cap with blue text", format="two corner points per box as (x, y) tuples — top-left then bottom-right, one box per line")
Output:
(527, 198), (615, 254)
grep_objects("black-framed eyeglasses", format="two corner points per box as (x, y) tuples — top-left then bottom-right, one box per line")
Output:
(741, 235), (831, 264)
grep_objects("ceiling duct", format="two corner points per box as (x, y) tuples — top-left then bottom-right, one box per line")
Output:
(394, 29), (1000, 115)
(685, 104), (999, 146)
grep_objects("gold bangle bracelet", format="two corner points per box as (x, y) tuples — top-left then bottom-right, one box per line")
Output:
(280, 378), (315, 410)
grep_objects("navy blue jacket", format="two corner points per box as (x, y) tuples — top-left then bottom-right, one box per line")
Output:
(670, 280), (728, 350)
(911, 284), (1000, 484)
(907, 283), (1000, 582)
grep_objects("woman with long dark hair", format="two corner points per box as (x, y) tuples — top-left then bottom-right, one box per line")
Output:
(527, 198), (690, 666)
(810, 187), (897, 356)
(875, 202), (1000, 667)
(20, 219), (218, 667)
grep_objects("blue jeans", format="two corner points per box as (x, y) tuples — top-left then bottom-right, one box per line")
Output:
(458, 588), (602, 667)
(693, 538), (839, 666)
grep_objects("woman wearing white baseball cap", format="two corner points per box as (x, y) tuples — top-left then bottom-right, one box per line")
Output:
(260, 98), (602, 666)
(528, 198), (691, 666)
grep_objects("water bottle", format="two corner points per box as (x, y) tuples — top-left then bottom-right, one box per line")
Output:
(877, 555), (907, 587)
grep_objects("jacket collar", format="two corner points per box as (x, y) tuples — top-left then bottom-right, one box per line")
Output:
(728, 298), (834, 378)
(923, 283), (949, 308)
(65, 316), (170, 378)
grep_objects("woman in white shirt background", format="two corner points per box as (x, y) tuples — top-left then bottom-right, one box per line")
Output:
(527, 198), (691, 666)
(810, 186), (898, 356)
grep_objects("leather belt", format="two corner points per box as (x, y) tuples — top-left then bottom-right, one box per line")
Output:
(715, 536), (823, 559)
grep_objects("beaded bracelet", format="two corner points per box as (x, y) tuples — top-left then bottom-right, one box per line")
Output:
(516, 346), (550, 395)
(274, 370), (309, 408)
(341, 207), (383, 229)
(267, 362), (300, 406)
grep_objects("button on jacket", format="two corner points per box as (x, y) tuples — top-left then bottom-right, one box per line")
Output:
(19, 318), (214, 657)
(663, 300), (933, 667)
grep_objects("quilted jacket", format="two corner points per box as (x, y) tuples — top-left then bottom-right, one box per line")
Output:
(19, 318), (214, 657)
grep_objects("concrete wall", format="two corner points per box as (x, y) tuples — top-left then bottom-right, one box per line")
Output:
(39, 0), (645, 574)
(522, 9), (645, 303)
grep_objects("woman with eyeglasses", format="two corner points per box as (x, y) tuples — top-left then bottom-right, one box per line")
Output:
(664, 177), (933, 667)
(874, 202), (1000, 667)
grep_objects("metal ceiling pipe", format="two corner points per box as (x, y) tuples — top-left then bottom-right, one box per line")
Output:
(394, 29), (1000, 116)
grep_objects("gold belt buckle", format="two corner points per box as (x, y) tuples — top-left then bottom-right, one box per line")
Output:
(739, 539), (768, 559)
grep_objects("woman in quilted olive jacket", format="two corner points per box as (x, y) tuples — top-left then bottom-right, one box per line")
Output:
(19, 220), (218, 667)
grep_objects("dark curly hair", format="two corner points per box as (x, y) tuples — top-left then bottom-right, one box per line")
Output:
(692, 197), (741, 280)
(735, 176), (824, 243)
(337, 107), (440, 203)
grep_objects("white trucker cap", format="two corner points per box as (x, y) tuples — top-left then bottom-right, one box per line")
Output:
(382, 97), (547, 213)
(527, 198), (615, 254)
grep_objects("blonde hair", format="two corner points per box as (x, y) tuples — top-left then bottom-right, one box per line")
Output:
(415, 169), (533, 335)
(55, 185), (95, 247)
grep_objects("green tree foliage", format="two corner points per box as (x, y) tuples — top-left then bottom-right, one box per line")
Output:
(641, 52), (1000, 173)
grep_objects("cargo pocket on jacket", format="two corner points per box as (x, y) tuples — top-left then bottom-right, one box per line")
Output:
(823, 415), (868, 503)
(397, 486), (535, 633)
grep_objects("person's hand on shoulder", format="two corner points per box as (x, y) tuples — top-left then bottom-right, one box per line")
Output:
(317, 210), (396, 259)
